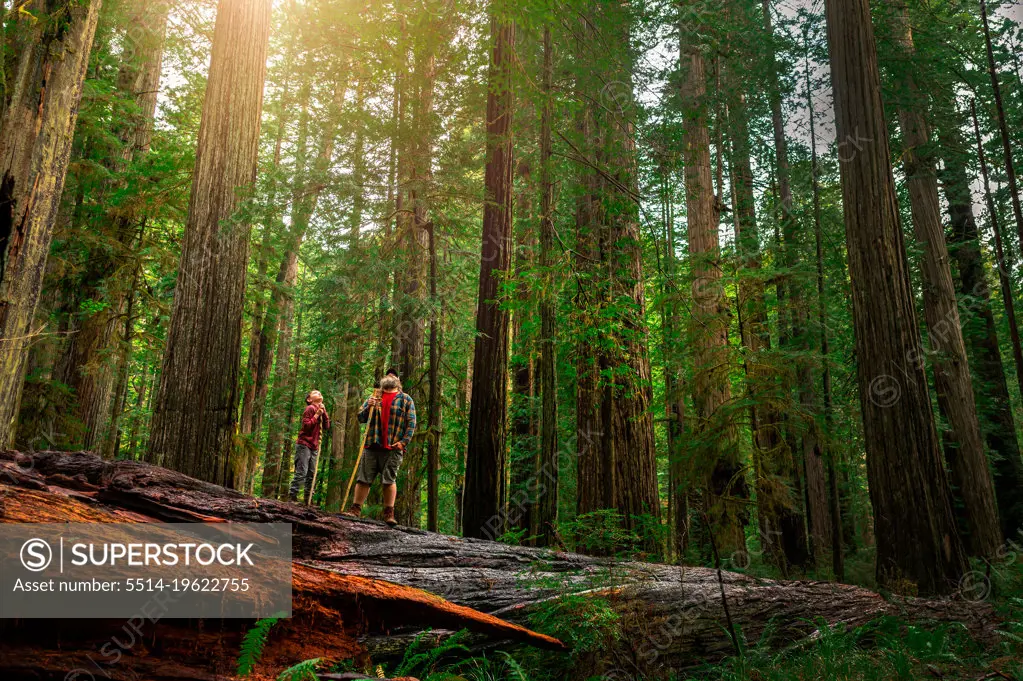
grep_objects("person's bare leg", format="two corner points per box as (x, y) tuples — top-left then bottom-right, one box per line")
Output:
(382, 484), (397, 507)
(353, 482), (371, 505)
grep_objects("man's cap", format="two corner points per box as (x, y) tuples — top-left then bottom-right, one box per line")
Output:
(386, 367), (400, 379)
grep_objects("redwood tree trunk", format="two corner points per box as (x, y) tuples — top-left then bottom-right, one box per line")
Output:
(58, 0), (169, 454)
(967, 102), (1023, 538)
(679, 6), (747, 558)
(979, 0), (1023, 257)
(823, 0), (967, 595)
(464, 11), (515, 540)
(0, 0), (102, 447)
(533, 23), (559, 548)
(597, 10), (660, 543)
(805, 39), (843, 580)
(574, 71), (603, 518)
(393, 33), (438, 527)
(888, 0), (1001, 557)
(760, 0), (814, 572)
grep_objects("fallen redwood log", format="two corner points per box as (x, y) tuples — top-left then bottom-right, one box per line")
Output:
(0, 450), (1002, 678)
(0, 453), (561, 680)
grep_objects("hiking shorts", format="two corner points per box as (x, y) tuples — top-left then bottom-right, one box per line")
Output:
(357, 447), (403, 486)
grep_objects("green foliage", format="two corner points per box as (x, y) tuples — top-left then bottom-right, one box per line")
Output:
(237, 615), (281, 677)
(394, 629), (472, 677)
(564, 510), (638, 557)
(276, 658), (321, 681)
(527, 592), (621, 655)
(701, 617), (1002, 681)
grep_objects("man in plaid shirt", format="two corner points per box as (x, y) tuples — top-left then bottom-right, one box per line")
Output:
(344, 370), (416, 526)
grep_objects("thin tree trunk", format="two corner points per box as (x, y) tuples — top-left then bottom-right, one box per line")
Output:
(464, 11), (515, 540)
(533, 23), (559, 548)
(426, 220), (441, 532)
(823, 0), (967, 595)
(324, 379), (349, 512)
(261, 70), (348, 498)
(127, 365), (150, 460)
(969, 101), (1023, 538)
(972, 100), (1023, 401)
(761, 0), (815, 571)
(0, 0), (102, 447)
(241, 60), (293, 437)
(574, 61), (603, 518)
(680, 4), (746, 558)
(510, 161), (535, 539)
(728, 65), (806, 574)
(980, 0), (1023, 257)
(393, 29), (439, 527)
(804, 40), (843, 580)
(888, 0), (1001, 557)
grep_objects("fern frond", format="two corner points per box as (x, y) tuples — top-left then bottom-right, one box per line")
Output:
(499, 651), (531, 681)
(277, 657), (322, 681)
(237, 615), (281, 677)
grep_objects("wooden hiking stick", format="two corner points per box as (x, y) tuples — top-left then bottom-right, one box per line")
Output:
(341, 389), (381, 511)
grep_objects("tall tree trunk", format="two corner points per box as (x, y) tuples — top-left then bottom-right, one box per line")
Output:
(728, 70), (806, 574)
(760, 0), (814, 571)
(146, 0), (270, 485)
(888, 0), (1001, 557)
(662, 172), (688, 560)
(823, 0), (967, 595)
(804, 39), (843, 580)
(533, 23), (559, 549)
(393, 31), (438, 528)
(463, 11), (515, 540)
(241, 59), (294, 437)
(0, 0), (102, 447)
(971, 100), (1023, 402)
(980, 0), (1023, 257)
(966, 102), (1023, 538)
(597, 6), (660, 547)
(574, 69), (603, 518)
(426, 221), (442, 532)
(510, 160), (535, 539)
(679, 4), (746, 558)
(57, 0), (169, 453)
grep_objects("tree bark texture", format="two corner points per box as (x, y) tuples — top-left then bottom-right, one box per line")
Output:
(533, 23), (559, 549)
(146, 0), (271, 487)
(57, 0), (169, 454)
(888, 0), (1001, 557)
(760, 0), (815, 572)
(0, 0), (103, 448)
(464, 13), (514, 540)
(823, 0), (967, 595)
(953, 104), (1023, 540)
(979, 0), (1023, 259)
(679, 6), (746, 559)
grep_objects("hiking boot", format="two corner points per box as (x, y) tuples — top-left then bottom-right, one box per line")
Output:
(342, 503), (362, 518)
(382, 506), (397, 527)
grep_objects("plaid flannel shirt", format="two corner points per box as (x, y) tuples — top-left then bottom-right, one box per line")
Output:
(358, 391), (417, 451)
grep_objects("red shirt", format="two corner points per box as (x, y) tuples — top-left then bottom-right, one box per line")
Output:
(379, 391), (397, 449)
(297, 404), (329, 450)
